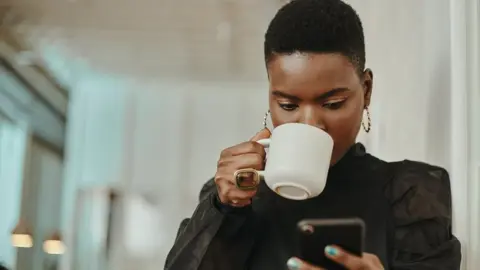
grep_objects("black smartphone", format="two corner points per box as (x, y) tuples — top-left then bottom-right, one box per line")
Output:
(296, 218), (365, 270)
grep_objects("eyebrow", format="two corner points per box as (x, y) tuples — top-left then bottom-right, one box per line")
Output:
(271, 88), (350, 101)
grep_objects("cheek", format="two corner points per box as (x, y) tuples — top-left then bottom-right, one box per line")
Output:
(326, 105), (363, 161)
(326, 108), (362, 131)
(327, 96), (364, 128)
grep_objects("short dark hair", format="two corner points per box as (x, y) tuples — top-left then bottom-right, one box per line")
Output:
(264, 0), (366, 74)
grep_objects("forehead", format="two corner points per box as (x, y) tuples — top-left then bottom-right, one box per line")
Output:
(267, 53), (360, 97)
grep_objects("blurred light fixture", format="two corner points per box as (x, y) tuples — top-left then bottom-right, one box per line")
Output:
(11, 219), (33, 248)
(43, 232), (65, 255)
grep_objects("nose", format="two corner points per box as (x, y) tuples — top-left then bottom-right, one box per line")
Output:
(299, 107), (326, 130)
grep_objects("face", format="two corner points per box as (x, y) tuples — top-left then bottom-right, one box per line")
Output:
(267, 53), (373, 165)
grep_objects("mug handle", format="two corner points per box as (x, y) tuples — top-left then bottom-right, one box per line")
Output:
(256, 138), (270, 148)
(236, 138), (271, 190)
(255, 138), (271, 178)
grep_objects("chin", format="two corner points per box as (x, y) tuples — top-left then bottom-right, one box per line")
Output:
(329, 155), (340, 167)
(329, 149), (347, 166)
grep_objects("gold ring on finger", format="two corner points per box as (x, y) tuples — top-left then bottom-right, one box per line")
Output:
(234, 168), (261, 190)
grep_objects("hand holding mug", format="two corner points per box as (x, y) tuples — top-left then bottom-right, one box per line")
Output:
(214, 128), (271, 207)
(216, 123), (333, 204)
(253, 123), (333, 200)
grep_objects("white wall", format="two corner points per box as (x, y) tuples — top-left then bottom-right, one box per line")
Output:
(354, 0), (452, 165)
(13, 0), (477, 269)
(466, 0), (480, 266)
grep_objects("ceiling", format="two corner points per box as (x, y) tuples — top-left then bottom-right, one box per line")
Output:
(5, 0), (288, 81)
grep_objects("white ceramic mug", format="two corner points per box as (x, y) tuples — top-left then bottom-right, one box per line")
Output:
(256, 123), (334, 200)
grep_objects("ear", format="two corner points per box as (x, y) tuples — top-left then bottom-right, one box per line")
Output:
(362, 69), (373, 107)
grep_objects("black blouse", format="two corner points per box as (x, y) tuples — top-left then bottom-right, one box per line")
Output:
(165, 143), (461, 270)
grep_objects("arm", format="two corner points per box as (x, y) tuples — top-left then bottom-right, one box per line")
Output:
(166, 130), (270, 270)
(388, 161), (462, 270)
(164, 178), (254, 270)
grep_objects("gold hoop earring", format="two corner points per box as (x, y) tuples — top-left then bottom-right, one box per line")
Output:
(362, 107), (371, 133)
(263, 110), (270, 129)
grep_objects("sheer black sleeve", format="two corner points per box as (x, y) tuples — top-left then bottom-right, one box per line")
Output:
(387, 161), (461, 270)
(165, 178), (254, 270)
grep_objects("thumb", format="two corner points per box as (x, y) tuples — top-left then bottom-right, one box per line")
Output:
(287, 257), (325, 270)
(250, 128), (271, 141)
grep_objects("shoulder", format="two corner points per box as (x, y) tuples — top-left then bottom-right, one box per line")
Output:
(386, 160), (452, 216)
(382, 162), (461, 267)
(388, 160), (450, 188)
(385, 160), (452, 223)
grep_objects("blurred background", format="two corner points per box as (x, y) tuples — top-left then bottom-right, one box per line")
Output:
(0, 0), (478, 269)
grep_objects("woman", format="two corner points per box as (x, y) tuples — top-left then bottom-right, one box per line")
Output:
(165, 0), (461, 269)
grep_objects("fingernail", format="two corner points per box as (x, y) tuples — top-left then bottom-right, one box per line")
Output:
(287, 257), (301, 270)
(325, 245), (339, 256)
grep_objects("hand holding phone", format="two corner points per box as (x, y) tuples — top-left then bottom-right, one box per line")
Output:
(287, 246), (384, 270)
(295, 218), (365, 270)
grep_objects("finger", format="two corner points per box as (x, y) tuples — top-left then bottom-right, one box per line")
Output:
(364, 253), (384, 268)
(218, 153), (265, 172)
(228, 188), (257, 200)
(325, 245), (365, 269)
(216, 179), (257, 202)
(221, 141), (267, 157)
(216, 188), (252, 207)
(229, 199), (252, 207)
(286, 257), (325, 270)
(250, 128), (272, 141)
(217, 190), (255, 205)
(217, 194), (253, 206)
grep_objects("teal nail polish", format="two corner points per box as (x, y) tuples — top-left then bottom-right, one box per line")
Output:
(287, 258), (301, 270)
(325, 245), (339, 256)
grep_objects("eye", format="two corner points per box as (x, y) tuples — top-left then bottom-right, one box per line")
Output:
(323, 99), (346, 110)
(278, 103), (298, 111)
